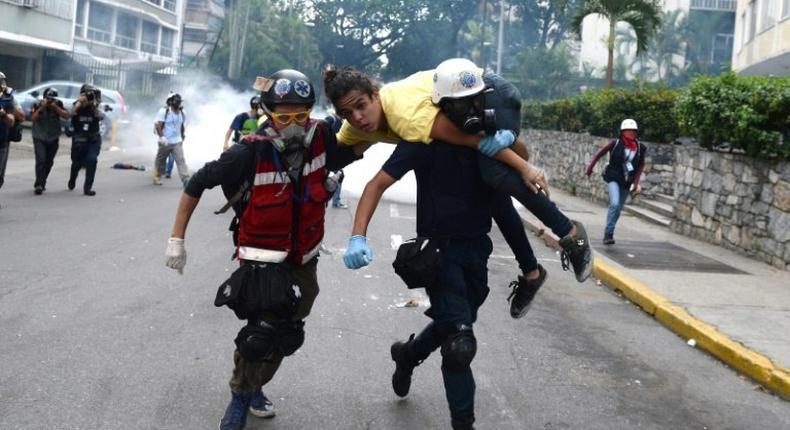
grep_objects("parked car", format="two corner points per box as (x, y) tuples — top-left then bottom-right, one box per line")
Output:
(16, 81), (129, 137)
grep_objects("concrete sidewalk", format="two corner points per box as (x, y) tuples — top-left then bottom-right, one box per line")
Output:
(518, 187), (790, 400)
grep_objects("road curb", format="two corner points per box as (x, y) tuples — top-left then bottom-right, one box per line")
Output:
(519, 213), (790, 401)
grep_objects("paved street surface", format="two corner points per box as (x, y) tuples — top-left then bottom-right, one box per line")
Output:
(1, 146), (790, 429)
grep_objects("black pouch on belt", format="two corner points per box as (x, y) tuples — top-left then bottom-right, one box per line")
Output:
(215, 262), (300, 320)
(392, 237), (440, 289)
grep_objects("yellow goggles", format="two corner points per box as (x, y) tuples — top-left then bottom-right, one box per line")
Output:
(270, 110), (311, 125)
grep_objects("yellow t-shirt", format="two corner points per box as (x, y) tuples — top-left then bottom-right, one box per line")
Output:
(336, 70), (439, 146)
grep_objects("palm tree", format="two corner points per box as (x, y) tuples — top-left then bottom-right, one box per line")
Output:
(647, 9), (687, 81)
(571, 0), (662, 88)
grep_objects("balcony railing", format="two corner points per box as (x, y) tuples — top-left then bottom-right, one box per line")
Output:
(690, 0), (737, 11)
(114, 34), (136, 50)
(87, 27), (112, 44)
(141, 41), (158, 54)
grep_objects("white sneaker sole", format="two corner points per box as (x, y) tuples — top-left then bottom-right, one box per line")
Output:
(248, 407), (275, 418)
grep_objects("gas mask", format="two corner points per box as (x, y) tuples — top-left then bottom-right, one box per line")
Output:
(441, 92), (497, 135)
(267, 122), (318, 176)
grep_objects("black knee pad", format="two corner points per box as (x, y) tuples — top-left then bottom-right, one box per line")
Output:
(235, 320), (277, 362)
(440, 325), (476, 371)
(275, 320), (305, 357)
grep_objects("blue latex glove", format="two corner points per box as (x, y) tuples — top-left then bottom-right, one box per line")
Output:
(478, 129), (515, 157)
(344, 235), (374, 269)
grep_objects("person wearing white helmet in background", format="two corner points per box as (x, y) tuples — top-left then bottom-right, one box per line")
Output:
(586, 119), (647, 244)
(325, 58), (593, 295)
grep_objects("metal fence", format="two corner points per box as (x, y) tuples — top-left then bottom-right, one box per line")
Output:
(42, 50), (180, 98)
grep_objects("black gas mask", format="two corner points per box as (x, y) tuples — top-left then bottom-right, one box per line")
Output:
(441, 90), (496, 135)
(265, 122), (319, 179)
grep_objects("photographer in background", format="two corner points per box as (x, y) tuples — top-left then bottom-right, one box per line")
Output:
(0, 71), (25, 209)
(153, 92), (188, 187)
(68, 84), (105, 196)
(31, 87), (70, 195)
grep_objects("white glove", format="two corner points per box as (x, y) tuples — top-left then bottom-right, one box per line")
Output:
(158, 135), (168, 145)
(165, 237), (187, 274)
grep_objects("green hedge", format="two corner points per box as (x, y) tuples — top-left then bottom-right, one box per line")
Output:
(522, 86), (680, 143)
(522, 73), (790, 159)
(675, 72), (790, 159)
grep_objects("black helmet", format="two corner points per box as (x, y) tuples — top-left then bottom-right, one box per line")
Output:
(43, 87), (59, 98)
(80, 83), (95, 94)
(166, 92), (182, 106)
(250, 95), (261, 108)
(261, 69), (315, 111)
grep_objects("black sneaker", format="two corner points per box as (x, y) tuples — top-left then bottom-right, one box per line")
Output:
(34, 185), (44, 195)
(84, 190), (96, 196)
(603, 235), (615, 245)
(558, 221), (593, 282)
(451, 414), (476, 430)
(507, 264), (547, 319)
(391, 334), (420, 397)
(67, 178), (76, 190)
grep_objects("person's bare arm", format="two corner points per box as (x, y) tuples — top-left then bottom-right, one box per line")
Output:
(31, 103), (43, 122)
(12, 105), (24, 123)
(223, 128), (233, 150)
(0, 109), (12, 128)
(170, 193), (200, 239)
(155, 121), (164, 137)
(351, 170), (397, 236)
(52, 102), (70, 119)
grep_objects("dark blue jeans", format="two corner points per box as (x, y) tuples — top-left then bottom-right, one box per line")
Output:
(34, 138), (59, 188)
(411, 235), (492, 422)
(70, 136), (101, 192)
(479, 155), (574, 238)
(491, 191), (538, 273)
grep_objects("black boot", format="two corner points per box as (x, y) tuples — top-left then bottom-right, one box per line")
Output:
(391, 334), (421, 397)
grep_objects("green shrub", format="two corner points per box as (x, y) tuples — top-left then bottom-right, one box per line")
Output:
(675, 72), (790, 159)
(521, 86), (680, 143)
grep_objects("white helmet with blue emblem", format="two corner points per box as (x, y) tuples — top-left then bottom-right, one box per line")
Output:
(431, 58), (485, 104)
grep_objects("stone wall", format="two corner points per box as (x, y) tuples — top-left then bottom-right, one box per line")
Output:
(672, 146), (790, 269)
(523, 129), (790, 270)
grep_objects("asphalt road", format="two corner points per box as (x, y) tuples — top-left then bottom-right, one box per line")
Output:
(1, 155), (789, 430)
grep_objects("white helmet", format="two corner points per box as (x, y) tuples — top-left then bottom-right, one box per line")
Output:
(431, 58), (485, 104)
(620, 118), (638, 131)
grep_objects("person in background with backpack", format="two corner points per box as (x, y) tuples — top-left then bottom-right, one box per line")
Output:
(0, 71), (25, 208)
(153, 92), (188, 186)
(163, 70), (362, 430)
(586, 118), (647, 245)
(223, 95), (263, 151)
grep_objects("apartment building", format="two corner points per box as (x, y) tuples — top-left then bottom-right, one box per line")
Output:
(181, 0), (225, 67)
(577, 0), (736, 81)
(732, 0), (790, 75)
(0, 0), (75, 88)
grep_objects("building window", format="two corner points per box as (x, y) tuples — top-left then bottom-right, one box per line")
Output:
(761, 0), (777, 30)
(75, 0), (87, 38)
(142, 21), (159, 54)
(88, 2), (113, 44)
(163, 0), (176, 12)
(144, 0), (162, 7)
(160, 28), (175, 58)
(187, 0), (205, 9)
(711, 33), (733, 64)
(748, 1), (758, 41)
(183, 28), (208, 42)
(782, 0), (790, 18)
(115, 12), (139, 50)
